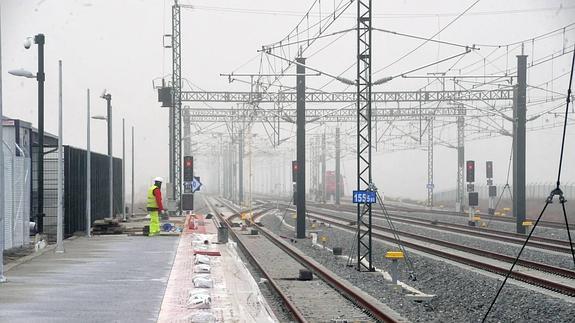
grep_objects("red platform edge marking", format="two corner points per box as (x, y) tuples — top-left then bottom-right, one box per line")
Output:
(184, 213), (220, 256)
(193, 250), (221, 256)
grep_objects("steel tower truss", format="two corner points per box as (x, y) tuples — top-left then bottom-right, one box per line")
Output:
(180, 89), (511, 103)
(171, 1), (182, 210)
(356, 0), (373, 272)
(182, 106), (467, 122)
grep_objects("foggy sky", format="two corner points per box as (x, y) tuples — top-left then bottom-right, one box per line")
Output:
(1, 0), (574, 202)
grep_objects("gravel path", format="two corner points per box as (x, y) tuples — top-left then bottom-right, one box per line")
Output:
(260, 211), (575, 323)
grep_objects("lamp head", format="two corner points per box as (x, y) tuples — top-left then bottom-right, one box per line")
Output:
(8, 68), (35, 79)
(23, 37), (32, 49)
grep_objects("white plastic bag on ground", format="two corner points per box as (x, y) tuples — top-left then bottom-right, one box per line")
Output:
(194, 255), (211, 265)
(186, 293), (211, 309)
(186, 311), (216, 322)
(192, 276), (213, 288)
(194, 264), (211, 273)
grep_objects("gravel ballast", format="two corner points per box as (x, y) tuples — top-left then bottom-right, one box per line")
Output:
(307, 200), (575, 241)
(311, 206), (575, 270)
(260, 211), (575, 323)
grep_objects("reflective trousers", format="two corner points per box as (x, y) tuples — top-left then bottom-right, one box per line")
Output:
(149, 211), (160, 236)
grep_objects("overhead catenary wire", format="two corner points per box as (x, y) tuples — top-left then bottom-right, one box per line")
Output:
(188, 2), (574, 155)
(373, 0), (483, 76)
(373, 27), (475, 50)
(190, 4), (575, 19)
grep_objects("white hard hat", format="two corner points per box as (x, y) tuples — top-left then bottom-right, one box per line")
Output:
(153, 177), (164, 183)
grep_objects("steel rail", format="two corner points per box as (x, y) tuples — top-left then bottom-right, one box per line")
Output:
(300, 210), (575, 296)
(256, 194), (573, 230)
(307, 209), (575, 279)
(216, 198), (403, 323)
(204, 197), (308, 323)
(382, 203), (575, 230)
(311, 202), (574, 253)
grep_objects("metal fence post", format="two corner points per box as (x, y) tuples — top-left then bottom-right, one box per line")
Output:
(0, 3), (6, 283)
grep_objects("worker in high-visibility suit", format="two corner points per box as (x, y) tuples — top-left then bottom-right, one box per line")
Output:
(147, 177), (165, 236)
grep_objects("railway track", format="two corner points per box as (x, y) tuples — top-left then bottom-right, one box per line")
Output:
(257, 194), (574, 230)
(339, 200), (575, 230)
(206, 196), (405, 323)
(307, 202), (574, 254)
(271, 202), (575, 297)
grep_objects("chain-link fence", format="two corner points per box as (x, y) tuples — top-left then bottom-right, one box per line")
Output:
(2, 143), (31, 250)
(3, 141), (122, 247)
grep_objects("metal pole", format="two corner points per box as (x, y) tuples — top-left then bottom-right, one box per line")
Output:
(86, 89), (91, 237)
(296, 57), (306, 239)
(0, 8), (7, 282)
(106, 95), (113, 218)
(183, 108), (190, 156)
(514, 55), (527, 234)
(226, 144), (230, 198)
(218, 135), (222, 195)
(427, 118), (434, 208)
(456, 114), (465, 213)
(238, 128), (244, 205)
(122, 118), (125, 221)
(335, 126), (341, 205)
(168, 95), (174, 200)
(55, 60), (64, 253)
(35, 34), (45, 234)
(321, 131), (326, 203)
(131, 126), (134, 217)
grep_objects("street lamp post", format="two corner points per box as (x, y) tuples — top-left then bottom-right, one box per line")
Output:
(55, 60), (64, 253)
(131, 126), (134, 218)
(122, 118), (125, 221)
(86, 89), (91, 237)
(9, 34), (46, 233)
(35, 34), (46, 234)
(97, 92), (113, 218)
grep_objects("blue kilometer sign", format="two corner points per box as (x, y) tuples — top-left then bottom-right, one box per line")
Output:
(352, 190), (377, 204)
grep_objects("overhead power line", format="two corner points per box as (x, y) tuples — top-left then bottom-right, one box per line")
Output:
(191, 4), (575, 19)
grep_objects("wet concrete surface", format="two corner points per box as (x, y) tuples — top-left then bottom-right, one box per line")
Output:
(0, 235), (178, 323)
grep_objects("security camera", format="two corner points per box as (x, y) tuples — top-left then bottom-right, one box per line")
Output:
(23, 37), (32, 49)
(100, 89), (107, 98)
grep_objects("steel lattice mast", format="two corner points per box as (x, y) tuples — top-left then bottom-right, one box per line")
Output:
(356, 0), (373, 272)
(171, 0), (182, 212)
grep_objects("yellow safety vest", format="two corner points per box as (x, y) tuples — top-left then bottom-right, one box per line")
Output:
(147, 185), (159, 209)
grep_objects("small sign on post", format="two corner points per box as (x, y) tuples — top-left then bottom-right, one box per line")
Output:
(352, 190), (377, 204)
(191, 176), (202, 193)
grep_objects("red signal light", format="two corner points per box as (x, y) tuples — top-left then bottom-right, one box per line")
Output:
(466, 160), (475, 182)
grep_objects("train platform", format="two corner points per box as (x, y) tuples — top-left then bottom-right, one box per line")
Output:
(0, 235), (178, 323)
(0, 214), (277, 323)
